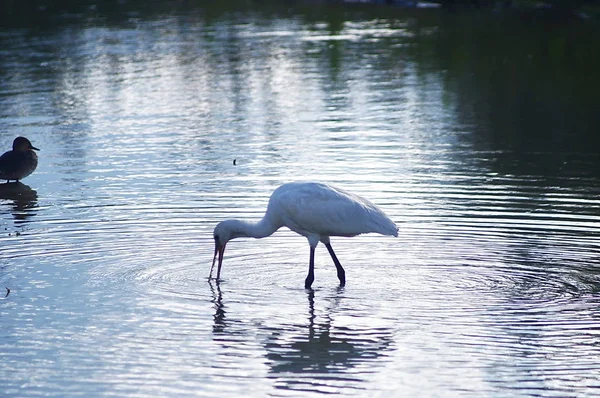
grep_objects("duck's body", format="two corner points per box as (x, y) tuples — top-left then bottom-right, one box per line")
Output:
(210, 182), (398, 288)
(0, 137), (39, 183)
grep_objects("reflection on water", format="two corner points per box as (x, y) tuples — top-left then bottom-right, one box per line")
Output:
(1, 1), (600, 397)
(210, 280), (394, 395)
(0, 182), (38, 223)
(264, 289), (393, 394)
(210, 280), (227, 334)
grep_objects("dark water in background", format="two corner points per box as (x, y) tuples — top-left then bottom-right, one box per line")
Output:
(1, 2), (600, 396)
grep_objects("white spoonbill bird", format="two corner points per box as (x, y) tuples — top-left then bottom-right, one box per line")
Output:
(210, 182), (398, 289)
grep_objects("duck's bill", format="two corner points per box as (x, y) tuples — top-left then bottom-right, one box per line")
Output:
(30, 145), (40, 151)
(209, 243), (226, 280)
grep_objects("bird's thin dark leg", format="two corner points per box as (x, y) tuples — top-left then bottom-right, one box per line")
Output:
(305, 246), (316, 289)
(325, 243), (345, 286)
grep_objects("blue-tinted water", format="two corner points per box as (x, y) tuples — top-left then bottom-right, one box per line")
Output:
(1, 3), (600, 397)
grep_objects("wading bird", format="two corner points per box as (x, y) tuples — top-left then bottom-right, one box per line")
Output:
(210, 182), (397, 289)
(0, 137), (39, 183)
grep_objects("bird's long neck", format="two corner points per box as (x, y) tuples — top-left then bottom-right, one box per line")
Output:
(227, 217), (281, 240)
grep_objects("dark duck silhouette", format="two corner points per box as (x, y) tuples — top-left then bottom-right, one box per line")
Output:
(0, 137), (39, 183)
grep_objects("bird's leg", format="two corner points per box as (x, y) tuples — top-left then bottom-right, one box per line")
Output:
(325, 243), (345, 286)
(305, 246), (316, 289)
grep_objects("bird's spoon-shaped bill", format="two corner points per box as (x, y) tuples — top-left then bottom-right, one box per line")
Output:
(209, 243), (226, 280)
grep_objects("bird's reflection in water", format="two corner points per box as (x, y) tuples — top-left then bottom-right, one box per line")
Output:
(209, 280), (394, 394)
(209, 279), (227, 334)
(209, 279), (246, 338)
(0, 182), (38, 223)
(263, 290), (394, 393)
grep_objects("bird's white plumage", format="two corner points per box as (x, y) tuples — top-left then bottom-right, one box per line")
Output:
(268, 182), (397, 241)
(210, 181), (398, 288)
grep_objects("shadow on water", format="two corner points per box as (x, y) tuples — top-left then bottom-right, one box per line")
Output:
(209, 281), (393, 393)
(0, 182), (38, 224)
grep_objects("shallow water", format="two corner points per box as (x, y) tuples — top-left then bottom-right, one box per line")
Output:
(2, 3), (600, 397)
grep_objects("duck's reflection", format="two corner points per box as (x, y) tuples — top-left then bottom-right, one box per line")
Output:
(0, 182), (38, 223)
(209, 281), (394, 393)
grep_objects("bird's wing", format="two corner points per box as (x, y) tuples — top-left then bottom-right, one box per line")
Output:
(273, 183), (393, 237)
(0, 152), (19, 174)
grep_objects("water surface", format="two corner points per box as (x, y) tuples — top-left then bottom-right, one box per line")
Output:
(1, 3), (600, 397)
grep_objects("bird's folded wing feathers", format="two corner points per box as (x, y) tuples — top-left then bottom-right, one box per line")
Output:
(274, 184), (395, 237)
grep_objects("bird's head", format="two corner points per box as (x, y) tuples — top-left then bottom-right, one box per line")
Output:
(13, 137), (39, 152)
(210, 220), (243, 280)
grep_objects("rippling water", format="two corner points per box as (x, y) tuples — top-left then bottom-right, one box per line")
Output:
(2, 3), (600, 397)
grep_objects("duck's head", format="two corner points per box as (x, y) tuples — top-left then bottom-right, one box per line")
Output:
(13, 137), (39, 152)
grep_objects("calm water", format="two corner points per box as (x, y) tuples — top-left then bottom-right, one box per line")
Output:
(2, 2), (600, 397)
